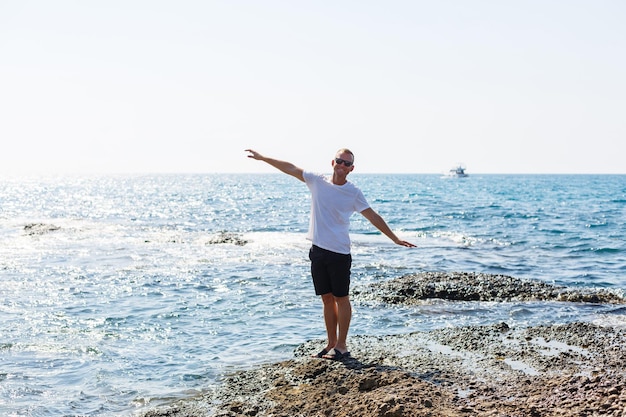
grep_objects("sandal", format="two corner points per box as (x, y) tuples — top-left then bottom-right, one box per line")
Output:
(314, 348), (329, 358)
(322, 349), (351, 361)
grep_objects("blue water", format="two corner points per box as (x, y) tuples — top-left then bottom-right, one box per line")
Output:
(1, 174), (625, 416)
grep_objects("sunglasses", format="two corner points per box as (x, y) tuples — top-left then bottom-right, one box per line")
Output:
(334, 158), (353, 167)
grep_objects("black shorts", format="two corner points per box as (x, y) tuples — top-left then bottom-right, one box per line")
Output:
(308, 245), (352, 297)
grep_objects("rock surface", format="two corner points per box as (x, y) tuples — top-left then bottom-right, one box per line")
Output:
(353, 272), (626, 304)
(139, 273), (626, 417)
(23, 223), (61, 235)
(208, 231), (248, 246)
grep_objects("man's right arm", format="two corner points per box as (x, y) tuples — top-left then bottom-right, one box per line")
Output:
(245, 149), (305, 182)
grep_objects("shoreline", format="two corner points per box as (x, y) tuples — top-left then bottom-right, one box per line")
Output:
(138, 273), (626, 417)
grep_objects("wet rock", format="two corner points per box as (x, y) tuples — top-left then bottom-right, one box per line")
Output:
(352, 272), (625, 304)
(23, 223), (60, 235)
(208, 232), (248, 246)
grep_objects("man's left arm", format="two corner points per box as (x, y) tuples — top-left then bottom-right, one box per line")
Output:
(360, 208), (416, 247)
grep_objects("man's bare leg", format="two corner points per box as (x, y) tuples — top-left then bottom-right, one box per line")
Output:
(321, 293), (338, 352)
(333, 295), (351, 353)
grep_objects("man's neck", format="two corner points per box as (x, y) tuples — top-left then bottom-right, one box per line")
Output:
(332, 173), (348, 185)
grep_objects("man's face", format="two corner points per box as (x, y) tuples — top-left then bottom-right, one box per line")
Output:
(333, 152), (354, 175)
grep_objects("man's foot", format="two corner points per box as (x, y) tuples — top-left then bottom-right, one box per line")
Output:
(313, 348), (329, 358)
(322, 348), (351, 361)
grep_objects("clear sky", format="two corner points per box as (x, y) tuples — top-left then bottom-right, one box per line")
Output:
(1, 1), (624, 175)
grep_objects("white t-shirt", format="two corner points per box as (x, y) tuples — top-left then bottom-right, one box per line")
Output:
(303, 171), (370, 254)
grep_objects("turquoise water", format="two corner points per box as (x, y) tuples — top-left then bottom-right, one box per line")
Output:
(1, 174), (625, 416)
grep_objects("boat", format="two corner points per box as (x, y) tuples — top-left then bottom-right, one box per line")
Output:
(446, 164), (468, 177)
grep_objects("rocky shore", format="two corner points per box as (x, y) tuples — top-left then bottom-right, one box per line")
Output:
(352, 272), (625, 304)
(139, 273), (626, 417)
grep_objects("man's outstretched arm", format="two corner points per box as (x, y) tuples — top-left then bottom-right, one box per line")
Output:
(245, 149), (305, 182)
(360, 208), (416, 247)
(246, 149), (304, 182)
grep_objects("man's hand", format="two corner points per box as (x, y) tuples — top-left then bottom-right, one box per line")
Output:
(245, 149), (264, 160)
(393, 238), (416, 248)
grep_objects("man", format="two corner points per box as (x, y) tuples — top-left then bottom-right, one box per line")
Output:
(245, 148), (415, 360)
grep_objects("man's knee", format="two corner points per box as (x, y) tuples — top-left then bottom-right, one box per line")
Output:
(321, 293), (335, 304)
(334, 295), (350, 305)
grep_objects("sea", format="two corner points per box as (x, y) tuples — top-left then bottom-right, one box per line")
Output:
(1, 173), (625, 416)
